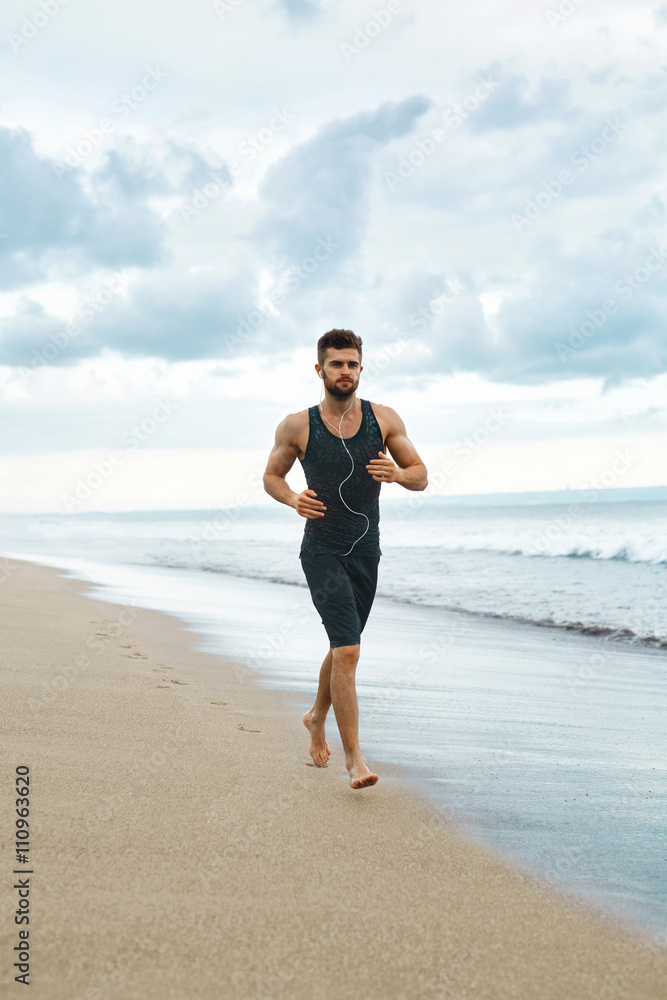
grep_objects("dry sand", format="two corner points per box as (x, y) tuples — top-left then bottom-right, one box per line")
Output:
(1, 555), (665, 1000)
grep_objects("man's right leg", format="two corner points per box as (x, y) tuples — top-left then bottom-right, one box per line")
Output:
(303, 647), (333, 766)
(330, 643), (378, 789)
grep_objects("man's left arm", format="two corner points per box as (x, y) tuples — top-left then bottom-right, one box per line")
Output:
(366, 407), (428, 491)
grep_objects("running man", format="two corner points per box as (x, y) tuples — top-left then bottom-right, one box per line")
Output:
(263, 329), (428, 788)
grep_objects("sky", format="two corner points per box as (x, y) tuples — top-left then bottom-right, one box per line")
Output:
(1, 0), (666, 512)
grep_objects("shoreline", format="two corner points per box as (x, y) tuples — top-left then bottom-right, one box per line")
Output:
(7, 549), (665, 934)
(1, 555), (666, 999)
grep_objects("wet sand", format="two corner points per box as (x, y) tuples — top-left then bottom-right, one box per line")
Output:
(1, 556), (665, 1000)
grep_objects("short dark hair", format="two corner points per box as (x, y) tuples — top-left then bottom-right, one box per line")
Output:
(317, 329), (363, 368)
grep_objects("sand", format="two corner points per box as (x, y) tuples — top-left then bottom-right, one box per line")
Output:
(1, 555), (665, 1000)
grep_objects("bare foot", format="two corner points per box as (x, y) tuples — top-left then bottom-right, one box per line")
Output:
(303, 711), (331, 767)
(348, 758), (378, 789)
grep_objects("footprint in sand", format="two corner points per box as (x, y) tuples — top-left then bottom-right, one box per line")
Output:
(169, 679), (188, 685)
(210, 701), (228, 706)
(237, 724), (261, 732)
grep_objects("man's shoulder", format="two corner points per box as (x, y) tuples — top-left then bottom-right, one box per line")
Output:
(366, 401), (404, 442)
(277, 407), (310, 439)
(283, 406), (311, 425)
(367, 400), (399, 423)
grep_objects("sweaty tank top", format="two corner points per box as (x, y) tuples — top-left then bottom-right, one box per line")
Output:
(299, 398), (385, 557)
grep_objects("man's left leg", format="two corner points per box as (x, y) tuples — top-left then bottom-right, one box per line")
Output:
(330, 643), (378, 788)
(299, 550), (361, 768)
(299, 550), (379, 783)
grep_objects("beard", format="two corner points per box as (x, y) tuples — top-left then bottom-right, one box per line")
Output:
(323, 374), (358, 399)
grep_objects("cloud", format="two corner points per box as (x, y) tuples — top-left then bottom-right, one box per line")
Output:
(276, 0), (323, 22)
(2, 29), (665, 395)
(0, 128), (167, 289)
(393, 235), (667, 388)
(0, 300), (64, 368)
(468, 67), (575, 133)
(0, 267), (261, 369)
(252, 95), (432, 275)
(633, 194), (667, 228)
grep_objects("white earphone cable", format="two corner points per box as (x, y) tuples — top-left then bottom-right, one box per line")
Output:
(318, 377), (370, 557)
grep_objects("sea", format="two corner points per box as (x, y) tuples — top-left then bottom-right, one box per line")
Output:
(1, 492), (666, 938)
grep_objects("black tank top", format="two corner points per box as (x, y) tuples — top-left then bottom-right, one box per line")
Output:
(299, 398), (385, 557)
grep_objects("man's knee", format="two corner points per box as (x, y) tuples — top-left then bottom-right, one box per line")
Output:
(332, 643), (360, 668)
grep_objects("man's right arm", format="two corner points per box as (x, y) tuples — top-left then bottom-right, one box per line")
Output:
(263, 415), (327, 520)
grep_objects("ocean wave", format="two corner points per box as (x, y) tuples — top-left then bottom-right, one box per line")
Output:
(447, 608), (667, 650)
(368, 592), (667, 649)
(143, 554), (667, 650)
(5, 546), (666, 652)
(146, 555), (307, 590)
(415, 533), (667, 564)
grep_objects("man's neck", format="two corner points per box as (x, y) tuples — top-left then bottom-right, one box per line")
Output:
(320, 391), (360, 419)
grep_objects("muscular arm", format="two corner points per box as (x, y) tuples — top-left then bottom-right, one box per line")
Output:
(263, 415), (326, 519)
(367, 406), (428, 491)
(263, 415), (298, 508)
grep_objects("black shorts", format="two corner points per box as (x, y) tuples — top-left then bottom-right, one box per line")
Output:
(299, 550), (381, 648)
